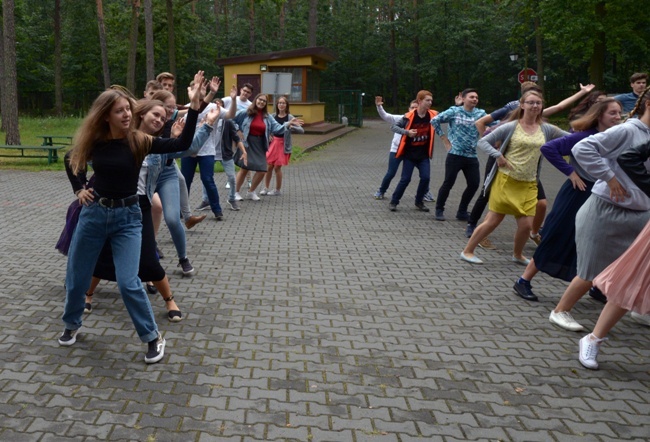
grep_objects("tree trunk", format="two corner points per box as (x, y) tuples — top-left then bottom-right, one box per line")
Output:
(2, 0), (21, 144)
(54, 0), (63, 116)
(588, 2), (606, 89)
(96, 0), (111, 88)
(389, 0), (398, 108)
(534, 15), (544, 92)
(412, 0), (422, 93)
(248, 0), (255, 53)
(126, 0), (140, 95)
(0, 15), (5, 132)
(278, 1), (286, 49)
(144, 0), (155, 81)
(308, 0), (317, 47)
(166, 0), (177, 95)
(213, 0), (221, 57)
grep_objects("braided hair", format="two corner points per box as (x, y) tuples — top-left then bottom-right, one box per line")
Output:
(629, 86), (650, 118)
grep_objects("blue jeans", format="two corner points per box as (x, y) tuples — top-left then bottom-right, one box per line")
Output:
(63, 202), (158, 343)
(181, 155), (222, 214)
(390, 158), (430, 205)
(156, 165), (186, 259)
(436, 153), (480, 214)
(202, 159), (237, 202)
(378, 152), (403, 194)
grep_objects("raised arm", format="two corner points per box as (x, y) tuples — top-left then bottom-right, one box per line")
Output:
(475, 114), (495, 137)
(225, 85), (238, 119)
(543, 83), (595, 117)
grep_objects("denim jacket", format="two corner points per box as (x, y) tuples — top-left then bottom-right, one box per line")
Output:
(232, 110), (289, 149)
(143, 124), (212, 200)
(270, 113), (305, 154)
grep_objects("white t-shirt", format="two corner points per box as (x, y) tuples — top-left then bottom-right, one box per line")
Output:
(221, 96), (252, 112)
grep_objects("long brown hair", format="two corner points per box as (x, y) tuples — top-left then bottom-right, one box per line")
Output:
(571, 98), (622, 132)
(69, 89), (151, 174)
(507, 90), (544, 124)
(274, 96), (290, 115)
(247, 93), (269, 117)
(568, 90), (606, 121)
(133, 99), (167, 136)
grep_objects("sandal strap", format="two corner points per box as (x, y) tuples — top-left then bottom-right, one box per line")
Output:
(163, 296), (174, 302)
(85, 292), (93, 297)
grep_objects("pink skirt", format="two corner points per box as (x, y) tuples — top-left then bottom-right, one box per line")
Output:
(593, 219), (650, 315)
(267, 136), (290, 166)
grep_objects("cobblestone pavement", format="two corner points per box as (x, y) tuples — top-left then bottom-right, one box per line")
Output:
(1, 119), (648, 441)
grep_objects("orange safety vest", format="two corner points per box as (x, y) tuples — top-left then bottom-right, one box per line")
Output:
(395, 109), (438, 159)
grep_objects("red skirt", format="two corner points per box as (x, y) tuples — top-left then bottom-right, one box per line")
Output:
(266, 136), (290, 166)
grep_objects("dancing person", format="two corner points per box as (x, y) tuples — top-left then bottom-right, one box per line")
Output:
(460, 90), (567, 264)
(511, 98), (623, 302)
(260, 96), (304, 196)
(549, 87), (650, 332)
(567, 90), (607, 122)
(614, 72), (647, 114)
(388, 90), (438, 212)
(232, 93), (303, 201)
(59, 71), (204, 364)
(578, 137), (650, 369)
(431, 88), (488, 221)
(469, 83), (596, 248)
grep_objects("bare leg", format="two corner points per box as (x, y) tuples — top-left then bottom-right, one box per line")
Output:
(264, 165), (274, 189)
(249, 171), (266, 193)
(521, 258), (540, 281)
(531, 199), (547, 235)
(592, 301), (628, 339)
(275, 166), (283, 190)
(86, 276), (101, 304)
(513, 215), (533, 259)
(235, 168), (249, 193)
(151, 193), (163, 237)
(554, 276), (592, 312)
(153, 277), (179, 312)
(463, 211), (505, 258)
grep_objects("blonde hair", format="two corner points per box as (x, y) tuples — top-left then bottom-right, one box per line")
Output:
(69, 89), (152, 174)
(507, 90), (544, 123)
(571, 98), (621, 132)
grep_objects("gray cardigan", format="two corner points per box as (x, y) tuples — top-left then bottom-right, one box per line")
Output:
(477, 120), (568, 194)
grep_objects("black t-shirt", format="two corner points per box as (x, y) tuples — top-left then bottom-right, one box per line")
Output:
(403, 112), (431, 161)
(273, 114), (289, 138)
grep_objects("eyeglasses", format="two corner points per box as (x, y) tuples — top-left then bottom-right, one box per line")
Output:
(524, 101), (543, 107)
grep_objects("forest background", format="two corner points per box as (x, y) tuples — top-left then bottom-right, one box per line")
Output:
(1, 0), (649, 144)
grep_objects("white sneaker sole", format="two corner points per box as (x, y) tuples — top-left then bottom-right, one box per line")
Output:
(549, 313), (585, 332)
(145, 338), (166, 364)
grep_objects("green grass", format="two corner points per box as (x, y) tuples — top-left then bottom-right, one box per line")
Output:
(0, 116), (82, 171)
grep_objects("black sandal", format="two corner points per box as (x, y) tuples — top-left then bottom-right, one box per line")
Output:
(164, 296), (182, 322)
(84, 292), (93, 313)
(146, 282), (158, 294)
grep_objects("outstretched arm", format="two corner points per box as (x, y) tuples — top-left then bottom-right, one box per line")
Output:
(543, 83), (595, 117)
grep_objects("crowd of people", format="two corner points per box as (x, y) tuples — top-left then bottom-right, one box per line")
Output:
(376, 72), (650, 370)
(57, 70), (303, 363)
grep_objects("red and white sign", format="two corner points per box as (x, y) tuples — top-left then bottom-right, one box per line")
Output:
(518, 68), (538, 84)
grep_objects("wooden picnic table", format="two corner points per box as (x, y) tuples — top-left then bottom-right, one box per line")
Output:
(39, 135), (74, 147)
(0, 144), (66, 164)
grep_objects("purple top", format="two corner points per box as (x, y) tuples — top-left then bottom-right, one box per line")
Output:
(540, 128), (597, 176)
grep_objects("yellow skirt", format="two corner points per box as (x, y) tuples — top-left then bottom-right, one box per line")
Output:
(488, 171), (537, 217)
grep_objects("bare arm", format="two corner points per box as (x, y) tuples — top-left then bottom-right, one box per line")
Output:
(543, 83), (595, 117)
(225, 85), (238, 119)
(475, 114), (494, 137)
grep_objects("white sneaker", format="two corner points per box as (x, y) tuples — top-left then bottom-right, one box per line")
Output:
(234, 192), (243, 201)
(259, 188), (269, 196)
(630, 311), (650, 327)
(549, 310), (585, 331)
(246, 191), (260, 201)
(579, 334), (607, 370)
(268, 189), (282, 196)
(225, 182), (230, 189)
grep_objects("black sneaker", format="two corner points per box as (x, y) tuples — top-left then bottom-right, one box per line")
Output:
(465, 223), (476, 238)
(456, 211), (469, 221)
(513, 279), (538, 302)
(144, 334), (166, 364)
(435, 209), (446, 221)
(227, 201), (240, 211)
(195, 200), (210, 211)
(178, 257), (194, 276)
(58, 328), (79, 346)
(389, 203), (397, 212)
(415, 202), (430, 212)
(214, 211), (224, 221)
(588, 287), (607, 304)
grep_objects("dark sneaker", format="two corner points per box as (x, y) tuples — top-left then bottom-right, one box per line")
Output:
(374, 191), (385, 200)
(84, 302), (92, 313)
(195, 200), (210, 211)
(389, 203), (397, 212)
(227, 200), (240, 211)
(214, 211), (224, 221)
(144, 334), (166, 364)
(513, 279), (538, 302)
(435, 209), (445, 221)
(456, 211), (469, 221)
(58, 328), (79, 346)
(588, 287), (607, 304)
(178, 257), (194, 276)
(465, 224), (476, 238)
(415, 202), (430, 212)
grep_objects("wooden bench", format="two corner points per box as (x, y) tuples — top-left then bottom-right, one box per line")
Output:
(0, 145), (66, 164)
(39, 135), (74, 146)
